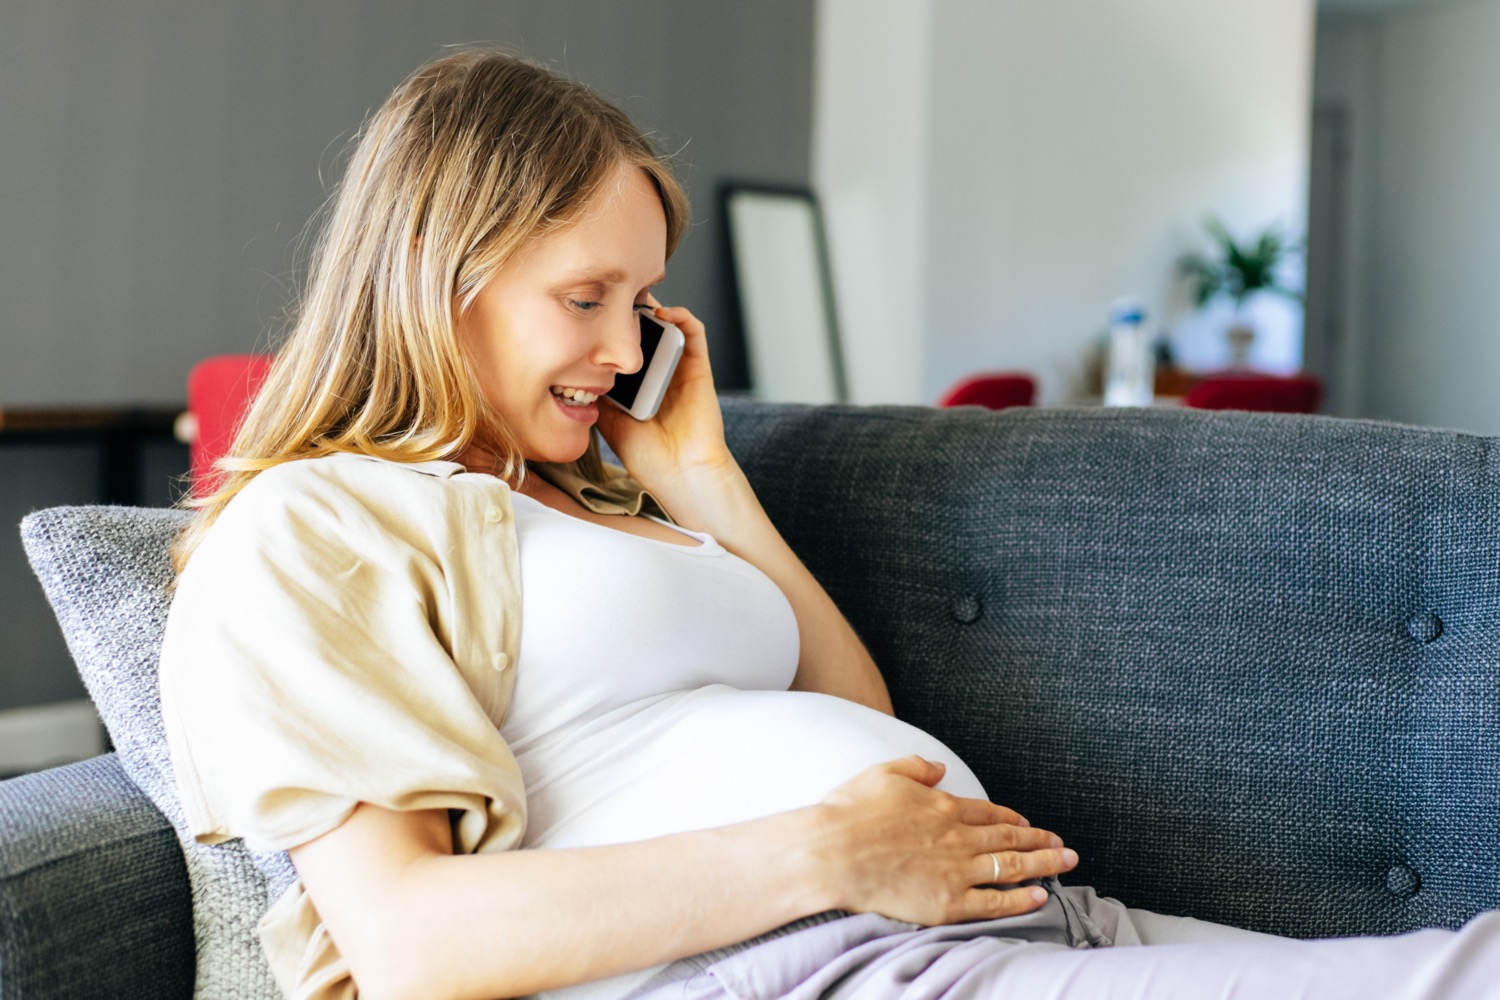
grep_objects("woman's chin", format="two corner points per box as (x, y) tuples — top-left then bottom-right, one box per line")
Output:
(525, 432), (594, 466)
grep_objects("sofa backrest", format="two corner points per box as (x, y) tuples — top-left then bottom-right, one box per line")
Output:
(720, 398), (1500, 938)
(20, 398), (1500, 972)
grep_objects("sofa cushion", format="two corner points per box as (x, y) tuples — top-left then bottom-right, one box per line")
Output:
(21, 505), (289, 1000)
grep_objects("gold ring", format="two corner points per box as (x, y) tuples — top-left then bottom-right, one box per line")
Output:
(989, 852), (1000, 884)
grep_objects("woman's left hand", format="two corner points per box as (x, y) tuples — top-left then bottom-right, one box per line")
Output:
(594, 302), (740, 518)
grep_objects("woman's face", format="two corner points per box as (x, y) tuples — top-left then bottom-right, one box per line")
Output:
(458, 163), (667, 465)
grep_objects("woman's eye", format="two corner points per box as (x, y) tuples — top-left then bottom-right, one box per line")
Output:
(567, 299), (603, 313)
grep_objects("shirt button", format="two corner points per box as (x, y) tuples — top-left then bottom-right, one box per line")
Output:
(485, 505), (504, 524)
(491, 651), (510, 672)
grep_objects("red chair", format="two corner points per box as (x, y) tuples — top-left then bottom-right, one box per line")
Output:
(1183, 372), (1322, 414)
(937, 372), (1037, 410)
(184, 354), (274, 496)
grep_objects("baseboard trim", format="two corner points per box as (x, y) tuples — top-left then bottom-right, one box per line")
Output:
(0, 699), (106, 776)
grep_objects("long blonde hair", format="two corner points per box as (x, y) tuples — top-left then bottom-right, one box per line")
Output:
(173, 48), (689, 571)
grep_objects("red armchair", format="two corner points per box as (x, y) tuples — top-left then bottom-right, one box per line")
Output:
(1183, 373), (1322, 414)
(183, 354), (274, 496)
(937, 372), (1037, 410)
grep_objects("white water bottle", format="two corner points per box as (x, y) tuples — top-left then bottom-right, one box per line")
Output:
(1103, 297), (1154, 407)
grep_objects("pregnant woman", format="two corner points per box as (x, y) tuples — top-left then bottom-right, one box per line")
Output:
(159, 48), (1500, 1000)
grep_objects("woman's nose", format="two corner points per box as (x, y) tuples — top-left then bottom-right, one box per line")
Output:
(595, 308), (644, 374)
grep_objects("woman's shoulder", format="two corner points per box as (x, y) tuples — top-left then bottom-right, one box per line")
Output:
(237, 453), (499, 511)
(210, 454), (513, 563)
(246, 451), (470, 494)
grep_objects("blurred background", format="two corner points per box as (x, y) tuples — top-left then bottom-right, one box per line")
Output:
(2, 0), (1496, 771)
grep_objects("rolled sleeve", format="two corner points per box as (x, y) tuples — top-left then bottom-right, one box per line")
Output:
(160, 455), (526, 856)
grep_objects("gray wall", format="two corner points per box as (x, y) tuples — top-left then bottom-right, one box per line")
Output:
(0, 0), (815, 711)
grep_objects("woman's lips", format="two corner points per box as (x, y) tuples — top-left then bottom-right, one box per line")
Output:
(552, 394), (598, 423)
(550, 385), (605, 424)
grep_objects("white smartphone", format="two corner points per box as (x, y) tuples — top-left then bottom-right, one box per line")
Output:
(605, 307), (685, 421)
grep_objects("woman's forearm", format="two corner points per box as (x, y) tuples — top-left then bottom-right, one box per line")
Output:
(664, 459), (894, 714)
(296, 761), (1078, 1000)
(294, 802), (834, 1000)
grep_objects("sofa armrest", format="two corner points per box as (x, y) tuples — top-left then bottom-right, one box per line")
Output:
(0, 753), (193, 999)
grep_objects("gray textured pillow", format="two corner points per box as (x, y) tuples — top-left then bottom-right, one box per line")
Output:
(21, 505), (291, 1000)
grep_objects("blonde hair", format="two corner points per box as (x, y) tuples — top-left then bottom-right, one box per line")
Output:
(173, 48), (689, 571)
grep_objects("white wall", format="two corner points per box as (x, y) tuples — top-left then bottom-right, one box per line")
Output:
(812, 0), (933, 405)
(1318, 0), (1500, 434)
(816, 0), (1315, 405)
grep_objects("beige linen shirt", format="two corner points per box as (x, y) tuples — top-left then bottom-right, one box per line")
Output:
(159, 452), (663, 999)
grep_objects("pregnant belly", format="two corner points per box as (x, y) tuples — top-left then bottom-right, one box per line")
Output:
(515, 684), (989, 850)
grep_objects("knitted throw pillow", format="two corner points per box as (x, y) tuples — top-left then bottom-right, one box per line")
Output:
(21, 505), (293, 1000)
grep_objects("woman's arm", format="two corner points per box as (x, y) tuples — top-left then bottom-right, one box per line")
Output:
(670, 456), (894, 712)
(291, 756), (1078, 1000)
(596, 304), (893, 713)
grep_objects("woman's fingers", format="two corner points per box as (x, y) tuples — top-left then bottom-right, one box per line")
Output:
(649, 304), (711, 377)
(878, 754), (947, 787)
(964, 884), (1055, 920)
(973, 846), (1079, 887)
(652, 302), (704, 341)
(980, 822), (1065, 855)
(954, 795), (1029, 828)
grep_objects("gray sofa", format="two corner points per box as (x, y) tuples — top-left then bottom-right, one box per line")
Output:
(3, 398), (1498, 998)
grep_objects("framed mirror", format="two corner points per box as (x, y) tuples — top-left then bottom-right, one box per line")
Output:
(722, 185), (847, 404)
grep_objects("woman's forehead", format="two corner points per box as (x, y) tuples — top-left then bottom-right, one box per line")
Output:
(509, 171), (667, 277)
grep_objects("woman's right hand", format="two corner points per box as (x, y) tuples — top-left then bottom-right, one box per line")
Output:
(287, 757), (1075, 999)
(806, 755), (1078, 926)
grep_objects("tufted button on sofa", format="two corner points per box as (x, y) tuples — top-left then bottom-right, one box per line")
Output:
(1407, 611), (1444, 644)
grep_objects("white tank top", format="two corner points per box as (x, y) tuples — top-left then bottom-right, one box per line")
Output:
(501, 492), (987, 998)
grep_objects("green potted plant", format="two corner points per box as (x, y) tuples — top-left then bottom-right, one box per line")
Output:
(1178, 217), (1302, 368)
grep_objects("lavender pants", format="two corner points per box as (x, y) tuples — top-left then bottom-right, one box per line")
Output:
(626, 880), (1500, 999)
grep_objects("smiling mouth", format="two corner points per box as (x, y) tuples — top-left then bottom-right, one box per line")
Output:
(551, 386), (600, 407)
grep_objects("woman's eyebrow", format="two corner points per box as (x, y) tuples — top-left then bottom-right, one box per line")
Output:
(560, 267), (666, 286)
